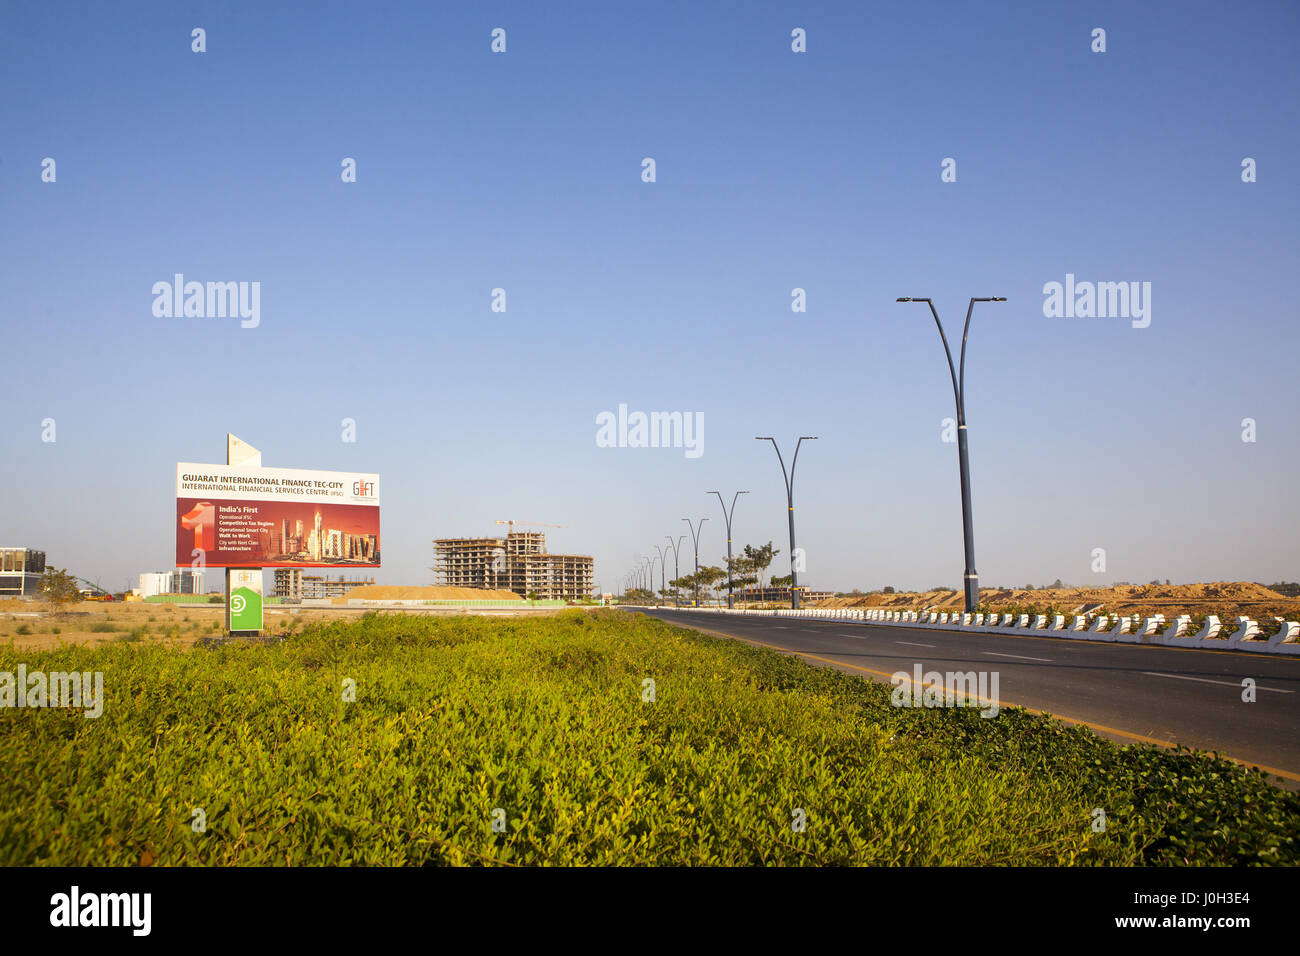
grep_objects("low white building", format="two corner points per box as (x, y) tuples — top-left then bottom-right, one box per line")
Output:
(138, 569), (204, 598)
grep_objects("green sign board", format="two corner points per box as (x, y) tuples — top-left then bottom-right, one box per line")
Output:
(227, 569), (263, 633)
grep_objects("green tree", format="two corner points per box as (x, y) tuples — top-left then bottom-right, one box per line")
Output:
(39, 567), (82, 609)
(741, 542), (780, 591)
(694, 565), (727, 603)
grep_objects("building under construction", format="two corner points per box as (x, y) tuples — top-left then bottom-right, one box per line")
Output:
(432, 531), (593, 601)
(273, 569), (376, 600)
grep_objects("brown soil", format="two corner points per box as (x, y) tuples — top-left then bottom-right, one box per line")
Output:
(814, 581), (1300, 621)
(331, 585), (521, 604)
(0, 595), (551, 651)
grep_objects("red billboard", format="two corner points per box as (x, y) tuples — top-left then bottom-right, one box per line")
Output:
(176, 463), (380, 569)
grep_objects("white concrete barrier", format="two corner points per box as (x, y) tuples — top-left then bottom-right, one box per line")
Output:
(1227, 617), (1261, 645)
(1193, 615), (1222, 640)
(622, 601), (1295, 657)
(1268, 620), (1300, 654)
(1161, 615), (1191, 642)
(1129, 615), (1165, 644)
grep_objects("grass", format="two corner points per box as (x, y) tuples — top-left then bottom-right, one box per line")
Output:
(0, 609), (1295, 866)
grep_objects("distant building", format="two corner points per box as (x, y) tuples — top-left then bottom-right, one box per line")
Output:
(433, 531), (594, 601)
(0, 548), (46, 598)
(273, 568), (375, 599)
(139, 569), (204, 598)
(736, 586), (834, 604)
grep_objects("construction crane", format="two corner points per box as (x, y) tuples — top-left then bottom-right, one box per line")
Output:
(72, 575), (114, 601)
(495, 520), (568, 536)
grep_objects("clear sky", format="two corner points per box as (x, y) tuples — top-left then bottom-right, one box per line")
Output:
(2, 0), (1297, 595)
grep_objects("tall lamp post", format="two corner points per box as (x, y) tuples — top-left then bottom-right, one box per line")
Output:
(652, 546), (668, 604)
(755, 436), (817, 609)
(896, 295), (1005, 613)
(682, 517), (708, 607)
(642, 556), (654, 604)
(708, 490), (748, 609)
(664, 535), (686, 607)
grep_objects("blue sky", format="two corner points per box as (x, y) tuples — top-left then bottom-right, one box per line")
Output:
(2, 0), (1297, 594)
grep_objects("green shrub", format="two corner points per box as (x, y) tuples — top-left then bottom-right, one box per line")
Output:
(0, 610), (1294, 866)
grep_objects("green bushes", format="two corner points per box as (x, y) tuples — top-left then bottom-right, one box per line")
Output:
(0, 610), (1294, 866)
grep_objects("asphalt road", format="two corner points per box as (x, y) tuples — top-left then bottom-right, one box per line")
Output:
(630, 608), (1300, 785)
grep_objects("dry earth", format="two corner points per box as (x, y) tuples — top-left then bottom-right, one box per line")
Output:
(0, 596), (558, 651)
(813, 581), (1300, 621)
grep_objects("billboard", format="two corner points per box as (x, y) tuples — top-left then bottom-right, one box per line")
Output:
(176, 463), (380, 568)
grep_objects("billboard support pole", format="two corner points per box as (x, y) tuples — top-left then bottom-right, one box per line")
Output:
(225, 434), (264, 638)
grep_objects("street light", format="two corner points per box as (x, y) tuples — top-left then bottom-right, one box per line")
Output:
(664, 534), (686, 607)
(896, 295), (1006, 613)
(755, 435), (818, 609)
(653, 546), (668, 604)
(708, 490), (748, 609)
(682, 517), (709, 606)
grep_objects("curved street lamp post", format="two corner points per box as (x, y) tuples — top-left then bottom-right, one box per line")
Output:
(708, 490), (748, 609)
(681, 517), (708, 606)
(755, 436), (817, 609)
(896, 296), (1005, 613)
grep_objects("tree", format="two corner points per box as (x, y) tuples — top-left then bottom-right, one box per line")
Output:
(694, 565), (727, 603)
(770, 574), (793, 588)
(741, 542), (780, 591)
(882, 586), (896, 594)
(1050, 578), (1063, 589)
(726, 554), (757, 596)
(39, 567), (82, 609)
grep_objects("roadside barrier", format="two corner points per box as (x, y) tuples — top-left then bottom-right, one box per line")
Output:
(623, 602), (1300, 656)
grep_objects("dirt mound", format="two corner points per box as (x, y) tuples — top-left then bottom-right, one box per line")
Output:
(814, 582), (1298, 620)
(333, 585), (521, 604)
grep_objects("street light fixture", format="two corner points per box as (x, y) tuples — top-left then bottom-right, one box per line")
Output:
(664, 534), (686, 607)
(682, 517), (708, 606)
(755, 435), (818, 609)
(896, 295), (1006, 612)
(708, 490), (748, 609)
(653, 546), (668, 604)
